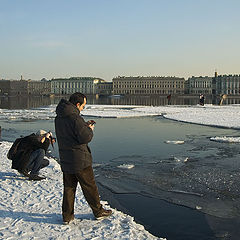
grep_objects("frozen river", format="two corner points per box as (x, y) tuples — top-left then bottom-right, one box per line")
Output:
(1, 103), (240, 239)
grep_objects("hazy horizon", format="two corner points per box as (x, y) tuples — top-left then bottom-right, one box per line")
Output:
(1, 0), (240, 81)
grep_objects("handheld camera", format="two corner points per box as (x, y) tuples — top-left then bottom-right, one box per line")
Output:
(47, 131), (56, 148)
(88, 120), (96, 126)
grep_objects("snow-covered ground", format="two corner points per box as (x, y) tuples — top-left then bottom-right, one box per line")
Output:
(0, 141), (162, 240)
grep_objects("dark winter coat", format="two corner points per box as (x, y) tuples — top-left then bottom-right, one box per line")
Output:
(54, 99), (93, 173)
(11, 134), (50, 171)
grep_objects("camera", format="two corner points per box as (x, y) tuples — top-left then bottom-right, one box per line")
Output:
(88, 120), (96, 125)
(50, 135), (56, 142)
(47, 131), (56, 148)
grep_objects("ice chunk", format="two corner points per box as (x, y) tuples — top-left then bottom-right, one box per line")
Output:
(174, 157), (189, 163)
(210, 136), (240, 143)
(117, 164), (135, 169)
(165, 140), (185, 144)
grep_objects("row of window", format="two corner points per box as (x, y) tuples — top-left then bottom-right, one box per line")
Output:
(219, 83), (240, 87)
(223, 90), (240, 94)
(114, 85), (184, 88)
(55, 89), (93, 94)
(114, 89), (184, 94)
(114, 81), (183, 83)
(114, 82), (184, 85)
(218, 77), (240, 81)
(98, 86), (112, 89)
(190, 83), (212, 88)
(190, 90), (212, 94)
(52, 82), (93, 88)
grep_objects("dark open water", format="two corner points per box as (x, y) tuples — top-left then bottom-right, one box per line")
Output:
(1, 96), (240, 239)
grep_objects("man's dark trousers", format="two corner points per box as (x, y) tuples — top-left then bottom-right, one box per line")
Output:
(62, 166), (103, 222)
(27, 149), (49, 175)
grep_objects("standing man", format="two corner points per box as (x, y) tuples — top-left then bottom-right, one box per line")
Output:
(55, 92), (112, 224)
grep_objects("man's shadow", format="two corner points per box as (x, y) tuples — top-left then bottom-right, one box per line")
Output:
(0, 171), (28, 181)
(0, 209), (62, 225)
(0, 209), (94, 225)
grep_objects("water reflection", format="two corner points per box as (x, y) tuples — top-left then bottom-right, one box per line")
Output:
(109, 95), (240, 106)
(1, 95), (240, 109)
(109, 95), (198, 106)
(0, 96), (55, 109)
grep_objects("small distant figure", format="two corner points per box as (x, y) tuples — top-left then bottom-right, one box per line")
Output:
(219, 94), (227, 105)
(167, 94), (172, 105)
(7, 130), (56, 181)
(199, 94), (205, 106)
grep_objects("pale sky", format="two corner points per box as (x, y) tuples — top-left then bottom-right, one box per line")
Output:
(0, 0), (239, 81)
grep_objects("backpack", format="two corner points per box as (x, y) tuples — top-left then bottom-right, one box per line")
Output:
(7, 137), (23, 160)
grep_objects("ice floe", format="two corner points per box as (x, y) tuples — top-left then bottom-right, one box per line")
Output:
(117, 164), (135, 169)
(165, 140), (185, 144)
(1, 104), (240, 129)
(174, 157), (189, 163)
(210, 136), (240, 143)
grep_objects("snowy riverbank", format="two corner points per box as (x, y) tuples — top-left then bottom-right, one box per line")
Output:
(0, 141), (162, 240)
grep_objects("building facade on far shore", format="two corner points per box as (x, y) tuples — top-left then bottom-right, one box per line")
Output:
(27, 79), (51, 95)
(0, 80), (28, 96)
(50, 77), (106, 95)
(112, 76), (185, 95)
(1, 73), (240, 98)
(213, 74), (240, 95)
(97, 82), (113, 96)
(184, 73), (240, 96)
(186, 76), (213, 94)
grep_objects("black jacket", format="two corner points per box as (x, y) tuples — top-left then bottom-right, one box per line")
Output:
(11, 134), (50, 171)
(54, 99), (93, 173)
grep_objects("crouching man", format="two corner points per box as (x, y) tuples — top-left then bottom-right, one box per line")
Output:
(8, 130), (55, 181)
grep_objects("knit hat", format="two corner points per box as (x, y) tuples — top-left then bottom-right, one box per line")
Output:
(36, 129), (47, 136)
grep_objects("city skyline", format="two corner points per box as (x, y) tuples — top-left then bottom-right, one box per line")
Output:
(1, 0), (240, 81)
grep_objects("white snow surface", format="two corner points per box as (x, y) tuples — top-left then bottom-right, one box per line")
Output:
(0, 141), (162, 240)
(1, 104), (240, 129)
(210, 136), (240, 143)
